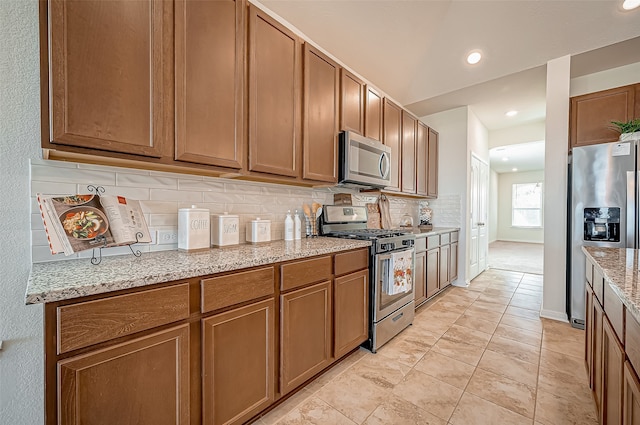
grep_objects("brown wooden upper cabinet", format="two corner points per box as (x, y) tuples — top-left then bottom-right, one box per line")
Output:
(570, 84), (636, 149)
(45, 0), (173, 157)
(303, 44), (339, 183)
(401, 111), (417, 194)
(174, 0), (244, 169)
(428, 127), (439, 198)
(416, 122), (428, 196)
(365, 86), (383, 141)
(248, 5), (302, 177)
(340, 69), (365, 135)
(383, 98), (402, 192)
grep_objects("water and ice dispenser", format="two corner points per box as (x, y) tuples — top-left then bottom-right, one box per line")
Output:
(583, 207), (620, 242)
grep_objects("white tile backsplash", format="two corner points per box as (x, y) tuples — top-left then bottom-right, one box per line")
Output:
(30, 159), (425, 263)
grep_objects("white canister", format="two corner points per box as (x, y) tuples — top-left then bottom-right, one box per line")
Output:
(178, 206), (210, 251)
(211, 212), (239, 247)
(246, 218), (271, 243)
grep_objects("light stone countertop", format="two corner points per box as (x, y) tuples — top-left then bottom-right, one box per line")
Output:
(404, 227), (460, 238)
(583, 246), (640, 324)
(26, 238), (371, 305)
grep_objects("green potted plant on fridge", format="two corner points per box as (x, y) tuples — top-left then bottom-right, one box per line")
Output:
(612, 118), (640, 141)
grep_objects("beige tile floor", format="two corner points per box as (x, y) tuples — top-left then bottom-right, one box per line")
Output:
(253, 269), (598, 425)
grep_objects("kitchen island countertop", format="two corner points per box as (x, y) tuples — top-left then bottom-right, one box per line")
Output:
(404, 227), (460, 237)
(26, 238), (371, 305)
(583, 246), (640, 325)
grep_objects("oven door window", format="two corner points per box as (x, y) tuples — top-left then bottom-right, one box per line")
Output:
(376, 248), (414, 313)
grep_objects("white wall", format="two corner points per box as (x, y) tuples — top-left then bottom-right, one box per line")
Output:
(421, 107), (468, 285)
(496, 170), (544, 243)
(0, 1), (44, 423)
(489, 121), (546, 148)
(571, 61), (640, 97)
(489, 169), (499, 243)
(542, 55), (571, 322)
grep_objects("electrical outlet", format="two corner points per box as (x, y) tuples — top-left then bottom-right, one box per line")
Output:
(157, 229), (178, 245)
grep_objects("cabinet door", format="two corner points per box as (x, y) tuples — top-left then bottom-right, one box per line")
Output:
(624, 361), (640, 425)
(365, 86), (383, 141)
(594, 298), (605, 416)
(439, 244), (450, 289)
(586, 284), (594, 387)
(449, 241), (458, 281)
(280, 281), (332, 395)
(416, 122), (428, 196)
(175, 0), (243, 169)
(414, 251), (427, 306)
(426, 248), (439, 298)
(401, 111), (417, 194)
(340, 69), (364, 134)
(58, 325), (189, 425)
(427, 128), (439, 198)
(383, 98), (402, 192)
(248, 5), (301, 177)
(48, 0), (171, 157)
(303, 44), (339, 183)
(202, 299), (275, 425)
(603, 317), (624, 425)
(334, 270), (369, 359)
(570, 85), (636, 148)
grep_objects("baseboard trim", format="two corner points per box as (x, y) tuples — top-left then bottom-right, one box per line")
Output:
(540, 309), (568, 322)
(492, 239), (543, 244)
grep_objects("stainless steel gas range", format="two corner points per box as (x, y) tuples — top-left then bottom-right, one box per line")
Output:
(320, 205), (415, 353)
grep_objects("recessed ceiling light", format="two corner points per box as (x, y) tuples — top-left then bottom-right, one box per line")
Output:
(502, 157), (509, 161)
(505, 110), (518, 117)
(512, 168), (518, 172)
(623, 0), (640, 10)
(466, 51), (482, 65)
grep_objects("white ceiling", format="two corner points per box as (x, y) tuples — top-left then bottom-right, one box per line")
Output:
(260, 0), (640, 131)
(489, 141), (545, 174)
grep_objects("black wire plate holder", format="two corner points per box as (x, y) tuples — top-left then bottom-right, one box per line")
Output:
(86, 185), (144, 265)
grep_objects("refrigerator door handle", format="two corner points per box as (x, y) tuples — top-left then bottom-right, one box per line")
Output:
(627, 171), (635, 248)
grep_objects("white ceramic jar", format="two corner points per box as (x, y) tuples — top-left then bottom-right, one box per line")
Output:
(178, 205), (210, 251)
(246, 218), (271, 243)
(211, 212), (239, 247)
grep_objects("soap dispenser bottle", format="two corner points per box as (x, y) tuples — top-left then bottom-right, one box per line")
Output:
(284, 210), (294, 241)
(294, 209), (302, 240)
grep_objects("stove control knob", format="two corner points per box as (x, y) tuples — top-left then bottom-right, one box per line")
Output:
(402, 239), (414, 247)
(380, 243), (393, 251)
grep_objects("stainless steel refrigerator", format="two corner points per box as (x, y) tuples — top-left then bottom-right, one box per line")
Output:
(568, 140), (637, 328)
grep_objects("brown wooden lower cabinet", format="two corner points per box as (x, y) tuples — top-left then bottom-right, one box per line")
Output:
(594, 297), (605, 415)
(624, 361), (640, 425)
(439, 243), (450, 289)
(586, 283), (594, 387)
(449, 241), (458, 281)
(414, 250), (427, 306)
(603, 316), (625, 425)
(202, 299), (275, 425)
(334, 269), (369, 359)
(426, 248), (439, 299)
(57, 324), (190, 425)
(280, 280), (332, 395)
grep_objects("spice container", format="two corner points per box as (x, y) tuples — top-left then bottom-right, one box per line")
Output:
(178, 205), (210, 251)
(246, 218), (271, 243)
(211, 212), (239, 247)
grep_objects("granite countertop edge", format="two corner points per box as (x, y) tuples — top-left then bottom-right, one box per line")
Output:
(26, 238), (372, 305)
(408, 227), (460, 238)
(582, 246), (640, 324)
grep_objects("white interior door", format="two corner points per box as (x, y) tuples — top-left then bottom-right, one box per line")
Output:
(469, 154), (489, 280)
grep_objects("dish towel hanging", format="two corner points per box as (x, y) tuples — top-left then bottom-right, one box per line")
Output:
(385, 249), (413, 296)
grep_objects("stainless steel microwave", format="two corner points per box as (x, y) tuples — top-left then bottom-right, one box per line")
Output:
(339, 131), (391, 188)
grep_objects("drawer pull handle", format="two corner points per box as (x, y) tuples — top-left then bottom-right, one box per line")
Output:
(392, 312), (404, 322)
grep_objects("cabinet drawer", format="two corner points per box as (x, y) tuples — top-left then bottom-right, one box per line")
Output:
(594, 267), (604, 306)
(451, 231), (459, 242)
(281, 255), (333, 291)
(627, 314), (640, 373)
(586, 259), (593, 286)
(440, 233), (450, 245)
(604, 281), (625, 345)
(201, 267), (275, 313)
(57, 283), (190, 354)
(334, 248), (369, 276)
(415, 237), (426, 252)
(427, 235), (439, 250)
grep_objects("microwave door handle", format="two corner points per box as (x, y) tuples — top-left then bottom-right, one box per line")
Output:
(379, 152), (390, 179)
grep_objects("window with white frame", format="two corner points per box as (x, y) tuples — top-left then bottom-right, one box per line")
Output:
(512, 182), (543, 227)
